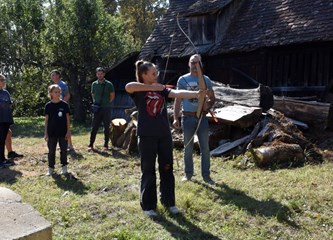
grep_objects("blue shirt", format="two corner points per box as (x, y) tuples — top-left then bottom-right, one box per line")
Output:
(57, 80), (69, 101)
(176, 73), (213, 112)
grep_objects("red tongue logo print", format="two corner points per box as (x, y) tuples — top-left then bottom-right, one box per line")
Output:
(145, 92), (164, 117)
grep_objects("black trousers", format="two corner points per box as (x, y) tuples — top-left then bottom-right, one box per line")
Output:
(47, 137), (68, 168)
(138, 134), (175, 211)
(0, 123), (10, 162)
(89, 107), (111, 147)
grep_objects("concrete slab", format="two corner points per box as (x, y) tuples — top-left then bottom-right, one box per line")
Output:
(0, 187), (52, 240)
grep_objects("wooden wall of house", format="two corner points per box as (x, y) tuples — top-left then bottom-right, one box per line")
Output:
(206, 42), (333, 101)
(263, 42), (332, 100)
(106, 52), (138, 121)
(157, 42), (333, 102)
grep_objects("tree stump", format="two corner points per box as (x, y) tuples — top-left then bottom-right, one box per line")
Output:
(110, 118), (127, 147)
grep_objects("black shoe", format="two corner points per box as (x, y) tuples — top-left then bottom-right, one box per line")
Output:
(7, 151), (24, 159)
(2, 159), (15, 166)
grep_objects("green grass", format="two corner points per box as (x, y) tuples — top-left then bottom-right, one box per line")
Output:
(1, 117), (333, 239)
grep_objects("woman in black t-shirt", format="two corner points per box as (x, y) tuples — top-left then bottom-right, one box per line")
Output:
(125, 60), (206, 217)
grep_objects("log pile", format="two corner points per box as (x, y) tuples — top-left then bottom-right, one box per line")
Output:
(111, 82), (325, 168)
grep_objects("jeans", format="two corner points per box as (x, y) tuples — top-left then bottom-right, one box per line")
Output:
(48, 137), (68, 168)
(89, 107), (111, 147)
(182, 115), (210, 178)
(138, 135), (175, 211)
(0, 123), (10, 162)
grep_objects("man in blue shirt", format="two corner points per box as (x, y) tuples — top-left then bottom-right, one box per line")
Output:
(173, 54), (216, 185)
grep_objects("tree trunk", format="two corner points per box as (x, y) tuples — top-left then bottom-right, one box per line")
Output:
(68, 67), (86, 122)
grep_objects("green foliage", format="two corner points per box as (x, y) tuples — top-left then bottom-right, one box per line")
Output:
(117, 0), (168, 47)
(0, 0), (45, 74)
(9, 67), (49, 117)
(0, 0), (169, 119)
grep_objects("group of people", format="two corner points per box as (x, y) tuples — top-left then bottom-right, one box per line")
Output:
(44, 67), (115, 175)
(0, 54), (216, 217)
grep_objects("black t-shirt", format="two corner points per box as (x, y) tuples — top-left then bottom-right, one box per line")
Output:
(44, 100), (70, 137)
(130, 88), (171, 137)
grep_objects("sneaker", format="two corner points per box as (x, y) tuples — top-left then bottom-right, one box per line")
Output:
(143, 210), (158, 217)
(46, 167), (55, 176)
(61, 165), (68, 175)
(181, 175), (192, 182)
(2, 159), (14, 166)
(87, 145), (94, 151)
(203, 176), (216, 185)
(7, 151), (24, 159)
(168, 206), (180, 215)
(102, 146), (109, 151)
(67, 145), (74, 152)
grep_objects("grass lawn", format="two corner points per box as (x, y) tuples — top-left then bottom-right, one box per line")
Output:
(1, 117), (333, 240)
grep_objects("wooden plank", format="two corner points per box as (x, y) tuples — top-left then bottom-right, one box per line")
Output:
(210, 121), (261, 156)
(210, 135), (249, 157)
(303, 53), (310, 86)
(211, 105), (262, 128)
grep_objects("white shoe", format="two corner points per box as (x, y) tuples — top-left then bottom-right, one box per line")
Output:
(181, 175), (192, 182)
(61, 165), (68, 175)
(168, 206), (180, 214)
(143, 210), (158, 217)
(46, 167), (55, 176)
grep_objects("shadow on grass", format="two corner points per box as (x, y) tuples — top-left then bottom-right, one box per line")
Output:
(156, 212), (220, 240)
(0, 168), (22, 184)
(68, 150), (84, 161)
(197, 181), (299, 228)
(88, 148), (136, 161)
(51, 173), (89, 195)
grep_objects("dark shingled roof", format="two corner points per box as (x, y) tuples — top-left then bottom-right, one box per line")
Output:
(211, 0), (333, 54)
(186, 0), (233, 16)
(139, 0), (333, 59)
(139, 0), (198, 59)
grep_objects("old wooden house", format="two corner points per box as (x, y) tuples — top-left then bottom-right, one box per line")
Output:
(107, 0), (333, 120)
(139, 0), (333, 100)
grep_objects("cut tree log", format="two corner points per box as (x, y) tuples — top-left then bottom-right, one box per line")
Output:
(273, 97), (333, 129)
(110, 118), (127, 147)
(250, 143), (305, 167)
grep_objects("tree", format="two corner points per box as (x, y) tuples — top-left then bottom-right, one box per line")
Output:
(0, 0), (48, 117)
(0, 0), (169, 120)
(103, 0), (168, 47)
(42, 0), (136, 121)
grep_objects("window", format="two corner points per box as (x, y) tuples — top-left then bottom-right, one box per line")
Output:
(189, 14), (216, 45)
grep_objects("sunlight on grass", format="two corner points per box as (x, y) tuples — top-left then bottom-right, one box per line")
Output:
(1, 117), (333, 239)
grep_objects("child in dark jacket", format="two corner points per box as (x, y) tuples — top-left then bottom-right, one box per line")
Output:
(44, 84), (71, 175)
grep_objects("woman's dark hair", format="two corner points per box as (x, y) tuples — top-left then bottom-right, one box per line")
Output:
(135, 60), (156, 83)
